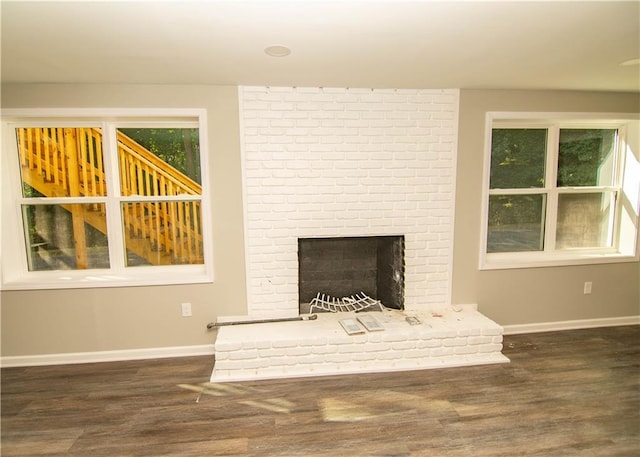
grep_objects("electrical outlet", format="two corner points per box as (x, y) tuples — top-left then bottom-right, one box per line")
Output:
(583, 282), (592, 295)
(181, 302), (192, 317)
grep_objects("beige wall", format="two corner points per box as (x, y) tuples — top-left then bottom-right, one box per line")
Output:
(453, 89), (640, 325)
(1, 85), (639, 358)
(1, 84), (248, 356)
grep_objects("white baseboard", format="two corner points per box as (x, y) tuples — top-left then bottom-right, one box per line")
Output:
(3, 315), (637, 367)
(503, 315), (640, 335)
(0, 344), (215, 368)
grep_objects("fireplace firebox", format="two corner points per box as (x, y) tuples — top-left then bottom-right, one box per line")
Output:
(298, 236), (404, 314)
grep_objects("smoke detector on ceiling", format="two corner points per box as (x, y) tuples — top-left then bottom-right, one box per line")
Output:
(264, 45), (291, 57)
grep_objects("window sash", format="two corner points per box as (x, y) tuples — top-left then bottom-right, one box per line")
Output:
(1, 109), (213, 290)
(480, 113), (638, 270)
(487, 124), (621, 253)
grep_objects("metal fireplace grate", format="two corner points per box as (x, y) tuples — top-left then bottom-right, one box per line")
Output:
(308, 292), (384, 313)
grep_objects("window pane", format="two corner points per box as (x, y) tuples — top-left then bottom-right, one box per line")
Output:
(487, 194), (546, 253)
(122, 201), (203, 266)
(117, 128), (202, 197)
(557, 129), (617, 187)
(16, 127), (106, 198)
(490, 129), (547, 189)
(22, 203), (109, 271)
(556, 192), (614, 249)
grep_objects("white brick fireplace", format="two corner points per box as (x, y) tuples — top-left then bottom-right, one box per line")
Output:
(241, 86), (459, 317)
(210, 86), (507, 382)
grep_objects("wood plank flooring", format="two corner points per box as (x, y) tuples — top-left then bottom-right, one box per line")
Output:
(2, 325), (638, 456)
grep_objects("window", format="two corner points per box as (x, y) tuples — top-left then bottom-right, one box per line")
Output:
(1, 109), (213, 289)
(481, 113), (639, 269)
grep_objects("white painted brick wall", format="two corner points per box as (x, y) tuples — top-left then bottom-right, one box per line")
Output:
(240, 86), (459, 317)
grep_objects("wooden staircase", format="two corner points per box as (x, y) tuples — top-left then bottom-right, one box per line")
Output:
(16, 127), (204, 268)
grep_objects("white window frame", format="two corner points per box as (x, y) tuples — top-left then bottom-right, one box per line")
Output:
(1, 108), (214, 290)
(480, 112), (640, 270)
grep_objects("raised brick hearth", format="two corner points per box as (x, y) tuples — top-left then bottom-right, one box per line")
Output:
(211, 307), (508, 382)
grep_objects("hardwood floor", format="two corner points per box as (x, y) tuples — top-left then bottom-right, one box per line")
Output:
(2, 325), (638, 456)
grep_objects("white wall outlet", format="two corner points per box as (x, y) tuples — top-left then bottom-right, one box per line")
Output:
(181, 302), (192, 317)
(583, 282), (592, 294)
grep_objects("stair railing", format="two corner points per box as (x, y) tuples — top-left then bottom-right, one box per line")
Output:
(114, 130), (203, 265)
(17, 127), (106, 199)
(16, 127), (203, 266)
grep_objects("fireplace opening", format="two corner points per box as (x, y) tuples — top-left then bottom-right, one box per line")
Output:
(298, 236), (404, 314)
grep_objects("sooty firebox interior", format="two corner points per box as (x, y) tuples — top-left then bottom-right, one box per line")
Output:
(298, 236), (404, 313)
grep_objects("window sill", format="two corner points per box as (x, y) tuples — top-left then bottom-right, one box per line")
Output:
(1, 265), (213, 291)
(480, 251), (639, 270)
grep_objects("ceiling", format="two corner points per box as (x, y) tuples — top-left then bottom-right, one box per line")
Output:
(1, 1), (639, 92)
